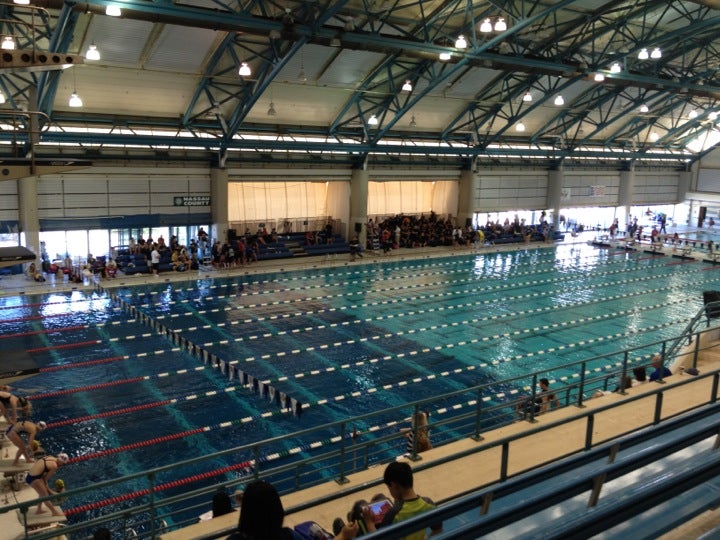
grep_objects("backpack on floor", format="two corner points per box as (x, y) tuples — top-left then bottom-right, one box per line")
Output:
(294, 521), (334, 540)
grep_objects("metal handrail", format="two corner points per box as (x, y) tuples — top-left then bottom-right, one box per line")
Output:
(662, 300), (720, 363)
(6, 324), (720, 540)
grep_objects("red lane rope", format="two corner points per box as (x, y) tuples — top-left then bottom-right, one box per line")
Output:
(65, 460), (253, 516)
(26, 340), (102, 353)
(47, 400), (174, 428)
(0, 325), (89, 340)
(40, 356), (127, 372)
(67, 428), (206, 464)
(33, 377), (145, 399)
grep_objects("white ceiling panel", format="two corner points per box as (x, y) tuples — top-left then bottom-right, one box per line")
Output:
(56, 67), (200, 117)
(84, 17), (154, 68)
(146, 25), (221, 73)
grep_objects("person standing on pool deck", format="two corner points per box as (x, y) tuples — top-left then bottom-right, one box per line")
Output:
(0, 391), (31, 424)
(151, 243), (161, 276)
(6, 419), (46, 466)
(26, 453), (69, 516)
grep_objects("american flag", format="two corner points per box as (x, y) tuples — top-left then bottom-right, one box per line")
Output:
(590, 185), (606, 197)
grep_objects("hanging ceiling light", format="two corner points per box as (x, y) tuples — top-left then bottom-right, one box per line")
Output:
(479, 19), (492, 33)
(640, 104), (649, 113)
(688, 109), (698, 119)
(68, 91), (83, 108)
(522, 91), (532, 102)
(554, 95), (564, 106)
(438, 51), (451, 61)
(650, 131), (659, 141)
(0, 91), (5, 105)
(455, 35), (467, 49)
(85, 43), (101, 61)
(409, 115), (416, 128)
(267, 101), (277, 117)
(238, 62), (251, 77)
(12, 0), (30, 5)
(610, 62), (622, 74)
(515, 121), (526, 132)
(594, 73), (605, 82)
(368, 114), (378, 126)
(709, 111), (718, 121)
(494, 18), (507, 32)
(1, 36), (15, 50)
(106, 5), (121, 16)
(638, 48), (649, 60)
(650, 47), (662, 59)
(402, 80), (413, 92)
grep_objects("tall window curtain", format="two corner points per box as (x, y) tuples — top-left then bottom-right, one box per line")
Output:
(368, 180), (458, 216)
(228, 181), (329, 221)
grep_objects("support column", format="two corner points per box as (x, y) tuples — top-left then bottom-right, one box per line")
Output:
(457, 169), (477, 227)
(18, 175), (40, 262)
(547, 167), (563, 229)
(210, 168), (229, 243)
(349, 168), (369, 246)
(619, 165), (635, 230)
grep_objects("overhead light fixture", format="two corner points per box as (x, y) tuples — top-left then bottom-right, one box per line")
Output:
(638, 48), (649, 60)
(106, 5), (121, 16)
(650, 131), (659, 141)
(455, 35), (467, 49)
(238, 62), (251, 77)
(710, 111), (718, 121)
(640, 104), (649, 113)
(409, 115), (416, 128)
(0, 91), (5, 105)
(610, 62), (622, 73)
(688, 109), (698, 119)
(439, 51), (451, 61)
(515, 121), (526, 132)
(522, 91), (532, 102)
(479, 19), (492, 33)
(494, 18), (507, 32)
(650, 47), (662, 59)
(554, 95), (564, 106)
(330, 37), (341, 47)
(85, 43), (101, 61)
(267, 101), (276, 117)
(13, 0), (30, 5)
(594, 73), (605, 82)
(68, 91), (83, 108)
(1, 36), (15, 50)
(368, 114), (378, 126)
(402, 80), (412, 92)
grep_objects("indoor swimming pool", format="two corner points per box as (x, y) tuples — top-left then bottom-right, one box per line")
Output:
(2, 241), (718, 530)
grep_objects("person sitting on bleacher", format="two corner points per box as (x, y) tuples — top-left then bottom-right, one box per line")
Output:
(359, 462), (441, 540)
(226, 480), (358, 540)
(649, 353), (672, 382)
(104, 257), (118, 278)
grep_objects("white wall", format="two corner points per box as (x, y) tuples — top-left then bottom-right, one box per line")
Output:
(36, 167), (211, 221)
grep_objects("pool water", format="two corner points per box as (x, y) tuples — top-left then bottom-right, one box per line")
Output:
(2, 242), (718, 529)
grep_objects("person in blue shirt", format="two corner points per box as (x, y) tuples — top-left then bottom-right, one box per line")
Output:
(649, 353), (672, 382)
